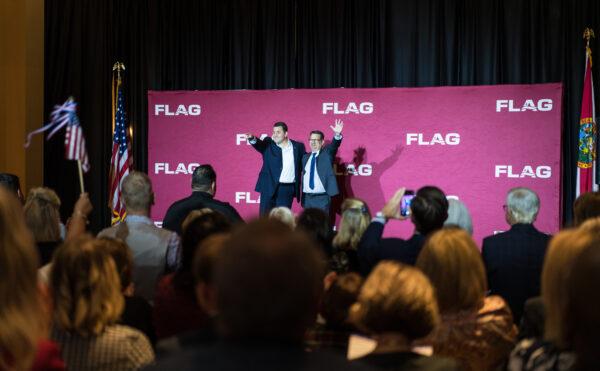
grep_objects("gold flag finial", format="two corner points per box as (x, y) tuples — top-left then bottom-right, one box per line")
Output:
(584, 28), (595, 44)
(112, 62), (125, 81)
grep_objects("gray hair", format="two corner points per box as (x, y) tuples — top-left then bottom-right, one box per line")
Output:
(122, 171), (153, 212)
(506, 187), (539, 224)
(444, 199), (473, 235)
(268, 207), (295, 229)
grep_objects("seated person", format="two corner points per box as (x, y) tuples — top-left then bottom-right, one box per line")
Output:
(416, 228), (517, 371)
(149, 220), (366, 370)
(49, 236), (154, 370)
(305, 272), (364, 352)
(349, 261), (459, 370)
(153, 211), (232, 339)
(358, 186), (448, 275)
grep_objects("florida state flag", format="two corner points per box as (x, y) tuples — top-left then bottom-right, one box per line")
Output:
(577, 28), (597, 197)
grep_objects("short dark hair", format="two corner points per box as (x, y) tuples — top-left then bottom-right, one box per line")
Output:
(215, 219), (325, 341)
(296, 208), (333, 257)
(192, 164), (216, 191)
(193, 233), (229, 285)
(0, 173), (21, 196)
(273, 122), (288, 132)
(309, 130), (324, 140)
(321, 273), (364, 330)
(411, 186), (448, 236)
(175, 212), (232, 289)
(573, 192), (600, 227)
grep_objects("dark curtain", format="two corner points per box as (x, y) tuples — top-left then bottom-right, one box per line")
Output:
(45, 0), (600, 233)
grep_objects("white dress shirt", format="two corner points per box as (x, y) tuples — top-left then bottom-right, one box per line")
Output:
(303, 150), (326, 193)
(279, 141), (295, 183)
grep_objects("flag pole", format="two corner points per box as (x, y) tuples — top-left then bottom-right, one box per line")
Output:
(77, 159), (85, 193)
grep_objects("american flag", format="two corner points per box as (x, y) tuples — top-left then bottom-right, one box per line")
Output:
(25, 97), (90, 172)
(109, 84), (130, 224)
(64, 112), (90, 172)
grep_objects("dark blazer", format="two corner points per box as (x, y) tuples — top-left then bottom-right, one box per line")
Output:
(146, 341), (371, 371)
(357, 221), (426, 276)
(251, 137), (306, 201)
(162, 191), (244, 235)
(301, 136), (342, 200)
(481, 223), (550, 324)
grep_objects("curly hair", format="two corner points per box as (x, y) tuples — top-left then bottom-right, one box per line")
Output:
(51, 236), (124, 336)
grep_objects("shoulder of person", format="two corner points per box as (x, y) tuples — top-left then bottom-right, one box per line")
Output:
(97, 225), (118, 238)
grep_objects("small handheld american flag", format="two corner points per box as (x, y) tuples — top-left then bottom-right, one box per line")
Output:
(24, 97), (90, 173)
(64, 103), (90, 173)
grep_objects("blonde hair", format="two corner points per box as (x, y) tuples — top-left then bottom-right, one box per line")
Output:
(0, 188), (46, 370)
(51, 236), (124, 336)
(416, 228), (487, 313)
(542, 228), (597, 347)
(333, 198), (371, 250)
(268, 207), (296, 229)
(24, 187), (61, 242)
(350, 261), (439, 340)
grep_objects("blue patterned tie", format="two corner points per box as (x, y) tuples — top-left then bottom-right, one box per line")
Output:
(309, 153), (316, 190)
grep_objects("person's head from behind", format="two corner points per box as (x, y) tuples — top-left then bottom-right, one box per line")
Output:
(505, 187), (539, 225)
(193, 233), (230, 317)
(191, 164), (216, 195)
(542, 228), (598, 347)
(296, 208), (332, 256)
(122, 171), (153, 214)
(178, 211), (232, 286)
(272, 121), (289, 145)
(308, 130), (325, 152)
(0, 188), (44, 370)
(98, 237), (134, 294)
(350, 261), (439, 341)
(268, 207), (296, 229)
(333, 198), (371, 250)
(24, 187), (61, 243)
(321, 272), (364, 330)
(0, 173), (23, 202)
(214, 219), (325, 342)
(410, 186), (448, 236)
(565, 244), (600, 370)
(50, 236), (124, 336)
(416, 228), (486, 313)
(444, 198), (473, 235)
(573, 192), (600, 227)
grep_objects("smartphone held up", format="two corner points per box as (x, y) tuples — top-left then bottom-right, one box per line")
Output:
(400, 190), (415, 217)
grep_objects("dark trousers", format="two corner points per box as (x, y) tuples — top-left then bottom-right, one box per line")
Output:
(259, 183), (295, 215)
(303, 193), (331, 216)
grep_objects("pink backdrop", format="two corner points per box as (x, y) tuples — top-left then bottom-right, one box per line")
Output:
(148, 84), (563, 245)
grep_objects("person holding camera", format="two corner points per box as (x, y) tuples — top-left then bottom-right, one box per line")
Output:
(356, 186), (449, 276)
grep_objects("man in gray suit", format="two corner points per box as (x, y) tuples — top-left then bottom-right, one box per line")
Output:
(98, 171), (180, 303)
(301, 119), (344, 215)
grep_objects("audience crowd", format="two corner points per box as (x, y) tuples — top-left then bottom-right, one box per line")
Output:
(1, 169), (600, 371)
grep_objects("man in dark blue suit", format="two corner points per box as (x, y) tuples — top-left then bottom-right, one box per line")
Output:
(482, 187), (550, 324)
(301, 119), (344, 216)
(245, 122), (306, 215)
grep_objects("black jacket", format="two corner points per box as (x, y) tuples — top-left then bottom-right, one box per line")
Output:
(357, 221), (426, 276)
(162, 191), (244, 235)
(482, 223), (550, 323)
